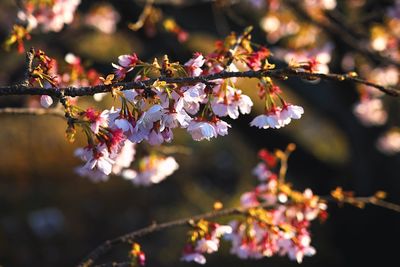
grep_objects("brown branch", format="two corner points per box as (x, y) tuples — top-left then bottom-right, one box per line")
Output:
(76, 205), (248, 267)
(76, 195), (400, 267)
(22, 48), (34, 87)
(283, 0), (400, 68)
(1, 68), (399, 99)
(0, 107), (65, 118)
(93, 262), (130, 267)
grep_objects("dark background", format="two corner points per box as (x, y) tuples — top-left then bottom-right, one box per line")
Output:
(0, 0), (399, 266)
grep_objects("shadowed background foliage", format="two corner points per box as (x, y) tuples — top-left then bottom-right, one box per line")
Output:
(0, 1), (399, 267)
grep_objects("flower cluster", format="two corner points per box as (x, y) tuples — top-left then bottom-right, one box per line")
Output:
(27, 50), (101, 108)
(226, 148), (327, 264)
(84, 4), (120, 34)
(129, 242), (146, 267)
(250, 78), (304, 129)
(376, 129), (400, 155)
(21, 31), (307, 183)
(17, 0), (81, 32)
(181, 220), (232, 264)
(254, 0), (400, 156)
(121, 154), (179, 186)
(69, 32), (308, 180)
(180, 147), (327, 264)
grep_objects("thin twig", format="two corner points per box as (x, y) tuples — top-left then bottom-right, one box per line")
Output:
(0, 107), (65, 118)
(22, 48), (34, 87)
(93, 262), (131, 267)
(76, 205), (247, 267)
(283, 0), (400, 68)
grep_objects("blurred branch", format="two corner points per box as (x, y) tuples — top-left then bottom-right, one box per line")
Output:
(93, 263), (130, 267)
(0, 107), (65, 118)
(128, 0), (154, 31)
(76, 194), (400, 267)
(283, 0), (400, 68)
(1, 68), (400, 99)
(23, 48), (34, 86)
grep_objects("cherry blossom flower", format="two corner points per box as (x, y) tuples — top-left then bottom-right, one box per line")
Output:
(176, 83), (207, 115)
(75, 145), (115, 176)
(353, 98), (387, 126)
(279, 104), (304, 126)
(84, 4), (120, 34)
(187, 120), (217, 141)
(185, 53), (205, 77)
(213, 119), (231, 136)
(250, 109), (283, 129)
(75, 166), (109, 182)
(181, 250), (206, 264)
(211, 87), (253, 119)
(40, 95), (53, 108)
(84, 108), (109, 134)
(376, 129), (400, 155)
(122, 155), (179, 186)
(18, 0), (81, 32)
(252, 162), (273, 182)
(111, 140), (136, 175)
(181, 223), (232, 264)
(118, 54), (139, 69)
(161, 108), (192, 129)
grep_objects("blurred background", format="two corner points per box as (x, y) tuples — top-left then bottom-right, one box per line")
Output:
(0, 0), (399, 266)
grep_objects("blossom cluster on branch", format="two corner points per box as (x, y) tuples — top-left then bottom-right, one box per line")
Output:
(1, 1), (400, 266)
(181, 147), (327, 265)
(252, 0), (400, 155)
(76, 145), (395, 267)
(18, 29), (313, 184)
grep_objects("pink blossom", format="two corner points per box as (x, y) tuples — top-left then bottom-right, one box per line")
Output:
(111, 140), (136, 175)
(178, 83), (207, 115)
(250, 111), (282, 129)
(213, 119), (231, 136)
(195, 238), (219, 254)
(377, 130), (400, 155)
(185, 53), (205, 77)
(40, 95), (53, 108)
(353, 98), (387, 126)
(75, 166), (109, 182)
(18, 0), (81, 32)
(181, 252), (206, 264)
(85, 108), (109, 134)
(279, 104), (304, 126)
(118, 54), (138, 69)
(252, 162), (273, 182)
(122, 155), (179, 186)
(112, 63), (128, 80)
(84, 4), (120, 34)
(76, 145), (115, 176)
(181, 223), (232, 264)
(211, 87), (253, 119)
(187, 120), (217, 141)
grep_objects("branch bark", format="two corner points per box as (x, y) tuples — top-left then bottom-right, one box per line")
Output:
(1, 68), (399, 99)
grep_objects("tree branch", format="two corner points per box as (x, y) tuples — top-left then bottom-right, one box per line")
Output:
(76, 205), (247, 267)
(283, 0), (400, 68)
(76, 195), (400, 267)
(0, 107), (65, 118)
(1, 68), (399, 99)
